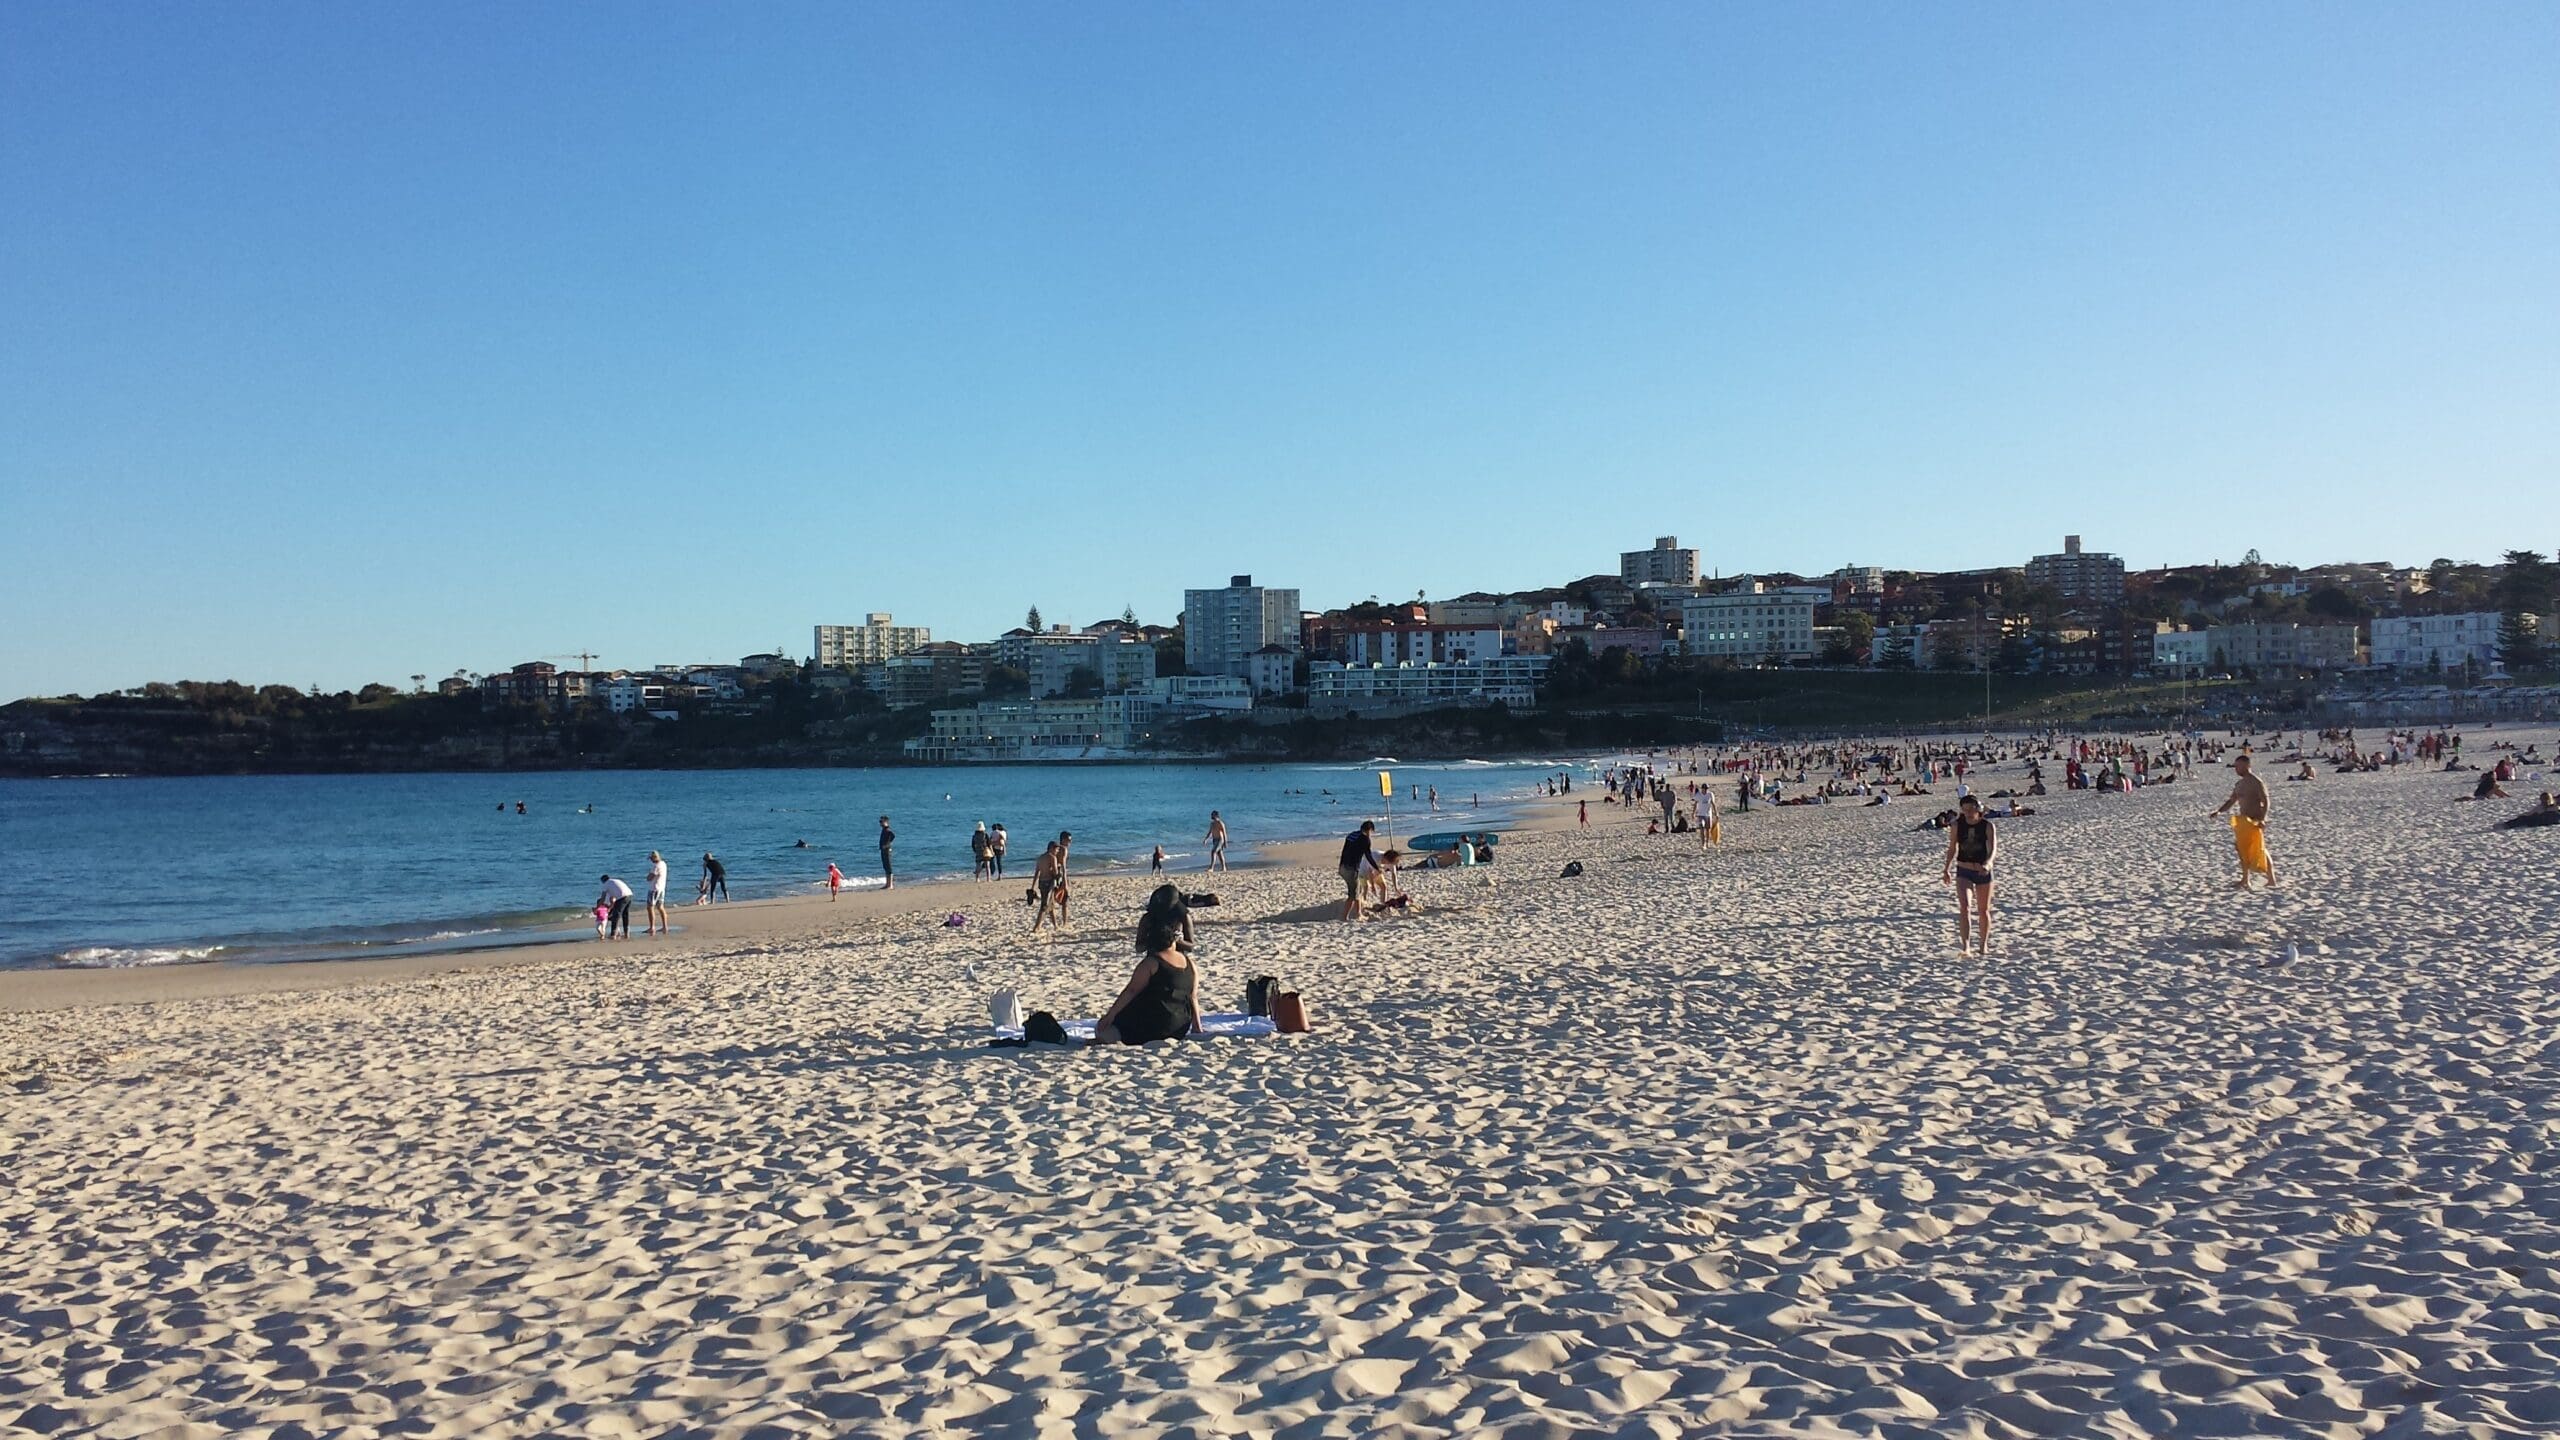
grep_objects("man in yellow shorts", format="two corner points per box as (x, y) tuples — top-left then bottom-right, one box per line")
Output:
(2211, 753), (2275, 889)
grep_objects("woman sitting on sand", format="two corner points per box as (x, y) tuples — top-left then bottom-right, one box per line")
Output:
(1095, 889), (1202, 1045)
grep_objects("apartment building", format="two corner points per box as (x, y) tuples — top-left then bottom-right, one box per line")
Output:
(2025, 536), (2126, 606)
(1620, 536), (1701, 588)
(1679, 585), (1818, 662)
(2370, 612), (2514, 671)
(1183, 575), (1302, 678)
(813, 613), (930, 669)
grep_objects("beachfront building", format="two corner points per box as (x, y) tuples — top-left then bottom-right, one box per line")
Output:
(906, 680), (1250, 761)
(1184, 575), (1302, 678)
(1148, 675), (1255, 711)
(861, 643), (988, 709)
(2371, 612), (2513, 672)
(813, 614), (931, 670)
(1333, 622), (1507, 667)
(1678, 585), (1819, 663)
(2205, 621), (2361, 674)
(2025, 536), (2126, 606)
(2154, 629), (2212, 675)
(1305, 655), (1553, 713)
(905, 695), (1161, 762)
(1245, 644), (1298, 697)
(1620, 536), (1701, 588)
(995, 630), (1157, 698)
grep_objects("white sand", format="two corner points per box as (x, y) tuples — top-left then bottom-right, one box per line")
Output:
(6, 729), (2559, 1437)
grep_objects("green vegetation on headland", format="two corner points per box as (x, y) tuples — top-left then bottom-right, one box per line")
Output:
(2, 671), (2271, 776)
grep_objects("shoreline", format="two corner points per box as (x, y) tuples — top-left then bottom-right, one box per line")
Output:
(0, 797), (1578, 1013)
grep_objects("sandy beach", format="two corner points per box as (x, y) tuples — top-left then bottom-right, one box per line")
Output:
(6, 731), (2559, 1437)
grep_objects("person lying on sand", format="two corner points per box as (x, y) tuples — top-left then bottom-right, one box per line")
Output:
(2497, 793), (2560, 830)
(1094, 898), (1202, 1046)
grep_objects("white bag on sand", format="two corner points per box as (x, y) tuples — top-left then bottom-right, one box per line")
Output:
(990, 990), (1024, 1032)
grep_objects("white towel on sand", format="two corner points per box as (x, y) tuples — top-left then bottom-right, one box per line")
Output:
(994, 1011), (1278, 1042)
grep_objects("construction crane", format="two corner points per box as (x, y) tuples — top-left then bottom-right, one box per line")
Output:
(541, 652), (600, 672)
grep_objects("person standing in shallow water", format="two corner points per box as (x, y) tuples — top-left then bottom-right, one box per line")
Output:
(1939, 795), (1996, 955)
(877, 816), (896, 890)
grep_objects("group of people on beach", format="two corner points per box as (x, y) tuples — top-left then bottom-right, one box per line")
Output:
(594, 850), (725, 939)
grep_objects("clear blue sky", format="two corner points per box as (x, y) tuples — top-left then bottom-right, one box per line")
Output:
(4, 3), (2554, 698)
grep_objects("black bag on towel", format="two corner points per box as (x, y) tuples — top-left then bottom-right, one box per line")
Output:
(1245, 975), (1280, 1018)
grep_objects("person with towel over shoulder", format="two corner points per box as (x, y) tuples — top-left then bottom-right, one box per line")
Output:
(1095, 885), (1200, 1046)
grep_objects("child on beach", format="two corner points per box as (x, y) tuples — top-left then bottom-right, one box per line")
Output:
(826, 861), (844, 900)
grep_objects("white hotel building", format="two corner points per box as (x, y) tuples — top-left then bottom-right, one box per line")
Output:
(1679, 585), (1820, 662)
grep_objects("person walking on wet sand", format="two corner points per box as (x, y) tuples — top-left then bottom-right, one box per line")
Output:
(2211, 754), (2276, 889)
(644, 851), (671, 935)
(990, 823), (1009, 878)
(1938, 795), (1997, 955)
(701, 852), (727, 902)
(1205, 810), (1229, 872)
(1577, 799), (1588, 828)
(825, 860), (844, 900)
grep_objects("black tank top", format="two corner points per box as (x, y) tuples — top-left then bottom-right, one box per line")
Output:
(1121, 955), (1196, 1042)
(1955, 815), (1993, 864)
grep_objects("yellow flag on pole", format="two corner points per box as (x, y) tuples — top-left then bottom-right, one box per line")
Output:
(1378, 770), (1393, 797)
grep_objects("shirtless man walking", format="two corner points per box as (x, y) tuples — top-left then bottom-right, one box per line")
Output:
(1205, 810), (1229, 873)
(2210, 753), (2276, 889)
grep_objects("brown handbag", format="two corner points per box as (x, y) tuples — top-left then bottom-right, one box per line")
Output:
(1273, 991), (1311, 1034)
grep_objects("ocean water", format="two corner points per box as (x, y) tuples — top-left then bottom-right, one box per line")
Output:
(0, 759), (1576, 970)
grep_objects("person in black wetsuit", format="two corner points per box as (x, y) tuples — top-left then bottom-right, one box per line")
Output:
(1095, 891), (1200, 1045)
(701, 853), (727, 902)
(1938, 794), (1997, 956)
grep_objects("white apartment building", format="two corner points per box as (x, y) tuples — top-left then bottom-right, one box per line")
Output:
(1183, 575), (1301, 678)
(2205, 622), (2360, 673)
(1306, 655), (1553, 712)
(1832, 565), (1885, 596)
(1680, 585), (1818, 662)
(905, 695), (1162, 762)
(813, 613), (931, 669)
(1620, 536), (1701, 588)
(1003, 632), (1157, 698)
(1148, 675), (1255, 711)
(1246, 644), (1298, 697)
(2154, 630), (2211, 673)
(2370, 612), (2516, 671)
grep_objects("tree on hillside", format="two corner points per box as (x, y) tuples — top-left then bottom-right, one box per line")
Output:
(1025, 606), (1043, 633)
(2498, 549), (2553, 670)
(1877, 632), (1915, 670)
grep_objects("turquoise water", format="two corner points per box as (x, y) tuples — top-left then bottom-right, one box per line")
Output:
(0, 760), (1571, 969)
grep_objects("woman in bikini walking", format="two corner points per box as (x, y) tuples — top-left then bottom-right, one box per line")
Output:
(1939, 793), (1997, 956)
